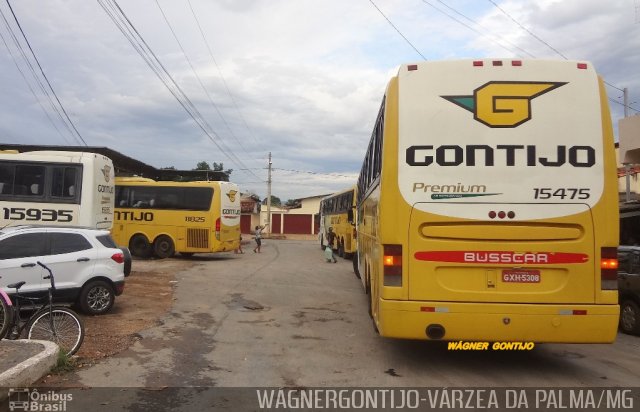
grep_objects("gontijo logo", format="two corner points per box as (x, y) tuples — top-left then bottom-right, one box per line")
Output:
(226, 189), (238, 202)
(442, 81), (566, 128)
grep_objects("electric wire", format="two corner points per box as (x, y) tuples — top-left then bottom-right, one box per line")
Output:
(154, 0), (253, 157)
(0, 13), (71, 144)
(368, 0), (427, 60)
(4, 0), (87, 146)
(187, 0), (260, 145)
(486, 0), (639, 113)
(98, 0), (262, 181)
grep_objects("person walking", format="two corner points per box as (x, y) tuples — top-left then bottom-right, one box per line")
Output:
(325, 227), (338, 263)
(253, 223), (268, 253)
(234, 234), (244, 254)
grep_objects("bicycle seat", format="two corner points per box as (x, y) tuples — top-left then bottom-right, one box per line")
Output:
(7, 281), (26, 290)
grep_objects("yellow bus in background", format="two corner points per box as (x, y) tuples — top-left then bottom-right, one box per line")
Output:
(112, 177), (240, 258)
(355, 59), (619, 343)
(319, 186), (357, 260)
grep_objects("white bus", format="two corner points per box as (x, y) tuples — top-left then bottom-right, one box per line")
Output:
(0, 150), (115, 229)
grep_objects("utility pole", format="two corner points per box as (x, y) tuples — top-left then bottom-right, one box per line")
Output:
(266, 152), (272, 235)
(624, 88), (632, 202)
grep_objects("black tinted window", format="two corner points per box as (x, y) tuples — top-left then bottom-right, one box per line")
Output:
(96, 234), (117, 248)
(50, 233), (92, 255)
(0, 233), (47, 259)
(116, 186), (213, 211)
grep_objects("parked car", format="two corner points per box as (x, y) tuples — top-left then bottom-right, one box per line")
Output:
(617, 246), (640, 335)
(0, 226), (131, 315)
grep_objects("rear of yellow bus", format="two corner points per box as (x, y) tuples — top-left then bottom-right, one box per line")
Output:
(376, 59), (619, 343)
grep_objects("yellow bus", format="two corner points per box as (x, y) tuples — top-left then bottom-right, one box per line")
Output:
(112, 177), (240, 258)
(355, 59), (619, 343)
(319, 186), (357, 260)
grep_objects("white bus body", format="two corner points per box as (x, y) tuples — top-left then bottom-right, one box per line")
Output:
(0, 151), (115, 229)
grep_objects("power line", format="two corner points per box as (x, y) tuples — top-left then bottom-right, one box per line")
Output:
(154, 0), (253, 157)
(3, 0), (87, 146)
(273, 168), (356, 179)
(431, 0), (534, 58)
(98, 0), (262, 180)
(368, 0), (427, 60)
(486, 0), (639, 113)
(186, 0), (260, 145)
(0, 14), (72, 144)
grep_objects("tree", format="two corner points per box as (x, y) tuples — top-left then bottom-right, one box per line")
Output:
(284, 199), (299, 208)
(193, 161), (232, 176)
(262, 195), (281, 206)
(194, 161), (211, 170)
(160, 166), (176, 170)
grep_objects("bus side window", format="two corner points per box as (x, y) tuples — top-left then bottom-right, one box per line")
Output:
(0, 164), (15, 195)
(17, 165), (44, 197)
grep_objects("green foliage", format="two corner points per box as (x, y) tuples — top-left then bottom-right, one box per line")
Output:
(51, 349), (76, 374)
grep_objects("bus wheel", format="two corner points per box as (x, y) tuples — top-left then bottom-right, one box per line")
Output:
(338, 241), (345, 258)
(154, 235), (175, 259)
(620, 300), (640, 335)
(130, 234), (152, 258)
(353, 253), (361, 279)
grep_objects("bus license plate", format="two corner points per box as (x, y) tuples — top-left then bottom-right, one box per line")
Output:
(502, 269), (541, 283)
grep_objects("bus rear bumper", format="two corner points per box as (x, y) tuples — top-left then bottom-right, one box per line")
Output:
(378, 300), (619, 343)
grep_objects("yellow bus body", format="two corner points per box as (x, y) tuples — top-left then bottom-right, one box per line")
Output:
(319, 186), (357, 258)
(356, 60), (619, 343)
(112, 178), (240, 258)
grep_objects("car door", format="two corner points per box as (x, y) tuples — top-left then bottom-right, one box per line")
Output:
(0, 232), (46, 296)
(43, 231), (97, 294)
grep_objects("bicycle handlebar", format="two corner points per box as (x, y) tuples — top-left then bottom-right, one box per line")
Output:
(36, 261), (56, 290)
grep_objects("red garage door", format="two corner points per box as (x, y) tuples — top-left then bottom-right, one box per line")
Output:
(241, 215), (252, 234)
(271, 214), (282, 234)
(283, 214), (312, 234)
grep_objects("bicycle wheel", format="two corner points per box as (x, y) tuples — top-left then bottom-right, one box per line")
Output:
(0, 293), (12, 340)
(27, 307), (84, 356)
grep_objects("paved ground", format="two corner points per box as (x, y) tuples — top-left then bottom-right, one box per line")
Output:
(8, 239), (640, 410)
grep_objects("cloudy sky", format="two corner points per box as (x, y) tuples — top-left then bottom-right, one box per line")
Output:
(0, 0), (638, 201)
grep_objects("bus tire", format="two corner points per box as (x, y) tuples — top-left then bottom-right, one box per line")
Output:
(353, 253), (361, 279)
(154, 235), (175, 259)
(338, 240), (345, 258)
(620, 300), (640, 335)
(130, 234), (152, 258)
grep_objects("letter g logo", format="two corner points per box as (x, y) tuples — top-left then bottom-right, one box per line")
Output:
(442, 81), (566, 128)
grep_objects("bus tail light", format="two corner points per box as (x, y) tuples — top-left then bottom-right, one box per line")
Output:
(215, 218), (221, 241)
(383, 244), (402, 286)
(600, 247), (618, 290)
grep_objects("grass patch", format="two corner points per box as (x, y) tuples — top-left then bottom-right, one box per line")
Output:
(50, 349), (76, 374)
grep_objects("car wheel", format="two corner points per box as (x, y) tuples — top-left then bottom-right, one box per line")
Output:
(79, 280), (115, 315)
(154, 235), (175, 259)
(130, 234), (152, 258)
(620, 300), (640, 335)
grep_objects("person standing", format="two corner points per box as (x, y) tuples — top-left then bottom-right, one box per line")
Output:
(234, 234), (244, 254)
(325, 227), (338, 263)
(253, 223), (268, 253)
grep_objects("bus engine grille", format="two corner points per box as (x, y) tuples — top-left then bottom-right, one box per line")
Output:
(187, 228), (209, 249)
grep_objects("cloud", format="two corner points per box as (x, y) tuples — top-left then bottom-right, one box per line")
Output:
(0, 0), (637, 201)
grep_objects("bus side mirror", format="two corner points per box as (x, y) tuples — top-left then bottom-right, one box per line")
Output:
(347, 209), (354, 224)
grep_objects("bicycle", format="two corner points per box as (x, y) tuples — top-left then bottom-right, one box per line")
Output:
(0, 261), (85, 356)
